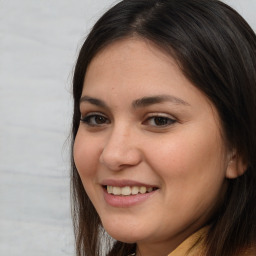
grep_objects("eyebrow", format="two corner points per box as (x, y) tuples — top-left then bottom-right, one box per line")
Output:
(80, 95), (108, 108)
(132, 95), (190, 108)
(79, 94), (190, 109)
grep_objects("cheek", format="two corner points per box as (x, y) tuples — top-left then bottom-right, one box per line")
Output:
(73, 129), (101, 180)
(145, 127), (227, 197)
(143, 129), (228, 228)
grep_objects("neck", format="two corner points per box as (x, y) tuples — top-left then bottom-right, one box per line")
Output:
(135, 226), (208, 256)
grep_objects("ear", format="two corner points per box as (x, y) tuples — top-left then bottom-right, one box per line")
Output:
(225, 151), (247, 179)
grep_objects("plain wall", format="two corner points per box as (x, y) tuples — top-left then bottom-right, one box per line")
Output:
(0, 0), (255, 255)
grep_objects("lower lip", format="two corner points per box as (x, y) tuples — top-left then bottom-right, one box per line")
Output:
(103, 188), (157, 207)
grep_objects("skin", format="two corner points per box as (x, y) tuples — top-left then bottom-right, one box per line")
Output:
(73, 38), (240, 256)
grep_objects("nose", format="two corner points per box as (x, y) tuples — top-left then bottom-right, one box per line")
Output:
(99, 126), (142, 171)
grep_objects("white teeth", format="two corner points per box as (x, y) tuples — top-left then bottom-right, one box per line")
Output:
(131, 186), (139, 195)
(139, 186), (147, 194)
(147, 187), (153, 193)
(107, 186), (113, 193)
(112, 186), (121, 195)
(121, 186), (131, 196)
(106, 185), (155, 196)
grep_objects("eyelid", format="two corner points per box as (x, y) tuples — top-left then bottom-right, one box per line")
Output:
(80, 111), (107, 119)
(80, 112), (110, 126)
(142, 113), (177, 127)
(144, 112), (176, 120)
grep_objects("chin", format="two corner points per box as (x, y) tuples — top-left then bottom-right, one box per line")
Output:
(103, 222), (144, 243)
(111, 234), (137, 243)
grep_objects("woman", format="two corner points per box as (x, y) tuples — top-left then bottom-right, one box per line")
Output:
(71, 0), (256, 255)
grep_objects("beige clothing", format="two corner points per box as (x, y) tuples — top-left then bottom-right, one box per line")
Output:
(168, 227), (207, 256)
(130, 226), (255, 256)
(168, 227), (256, 256)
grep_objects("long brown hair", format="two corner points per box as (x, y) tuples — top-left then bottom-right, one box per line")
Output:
(71, 0), (256, 255)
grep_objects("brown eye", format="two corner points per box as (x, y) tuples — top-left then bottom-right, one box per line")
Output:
(144, 116), (176, 127)
(154, 117), (170, 126)
(80, 114), (109, 126)
(93, 115), (107, 124)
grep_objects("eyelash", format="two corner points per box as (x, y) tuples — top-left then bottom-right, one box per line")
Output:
(80, 113), (176, 128)
(80, 113), (109, 127)
(143, 115), (176, 127)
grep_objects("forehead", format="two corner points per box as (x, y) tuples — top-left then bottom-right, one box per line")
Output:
(89, 37), (175, 66)
(83, 38), (186, 94)
(83, 38), (207, 106)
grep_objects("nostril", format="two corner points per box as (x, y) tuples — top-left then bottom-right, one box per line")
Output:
(99, 145), (142, 171)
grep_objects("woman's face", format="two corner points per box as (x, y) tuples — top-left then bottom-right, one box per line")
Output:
(74, 38), (234, 254)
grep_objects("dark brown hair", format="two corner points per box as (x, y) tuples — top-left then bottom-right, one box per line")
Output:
(71, 0), (256, 255)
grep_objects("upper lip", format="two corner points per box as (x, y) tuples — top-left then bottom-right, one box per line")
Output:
(101, 179), (158, 188)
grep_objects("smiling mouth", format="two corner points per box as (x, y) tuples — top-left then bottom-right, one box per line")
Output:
(104, 185), (158, 196)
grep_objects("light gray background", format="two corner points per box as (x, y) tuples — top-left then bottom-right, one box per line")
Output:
(0, 1), (255, 256)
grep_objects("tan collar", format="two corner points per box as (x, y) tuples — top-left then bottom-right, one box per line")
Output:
(131, 226), (255, 256)
(168, 227), (208, 256)
(168, 227), (256, 256)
